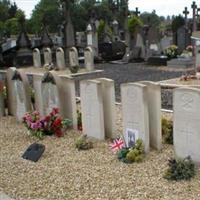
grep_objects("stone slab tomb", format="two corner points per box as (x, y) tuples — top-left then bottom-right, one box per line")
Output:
(56, 47), (65, 70)
(174, 87), (200, 163)
(33, 48), (41, 67)
(140, 81), (162, 150)
(121, 83), (149, 153)
(84, 47), (94, 71)
(80, 79), (105, 140)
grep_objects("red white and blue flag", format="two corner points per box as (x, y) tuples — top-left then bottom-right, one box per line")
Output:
(109, 138), (124, 153)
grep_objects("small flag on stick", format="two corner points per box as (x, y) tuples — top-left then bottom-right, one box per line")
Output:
(109, 138), (124, 153)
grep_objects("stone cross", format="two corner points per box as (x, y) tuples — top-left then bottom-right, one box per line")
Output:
(134, 7), (140, 17)
(183, 7), (189, 26)
(191, 1), (197, 31)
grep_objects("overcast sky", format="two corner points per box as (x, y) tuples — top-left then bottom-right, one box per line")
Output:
(12, 0), (200, 19)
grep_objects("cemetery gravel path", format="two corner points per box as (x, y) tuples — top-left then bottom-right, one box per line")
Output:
(1, 112), (200, 200)
(96, 63), (195, 101)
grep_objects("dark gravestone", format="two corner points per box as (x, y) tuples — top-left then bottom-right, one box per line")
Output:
(22, 143), (45, 162)
(177, 26), (191, 53)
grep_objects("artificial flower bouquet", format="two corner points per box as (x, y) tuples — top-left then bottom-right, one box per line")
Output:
(22, 108), (72, 139)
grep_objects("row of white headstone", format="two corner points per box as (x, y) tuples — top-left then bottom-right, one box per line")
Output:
(1, 68), (200, 163)
(33, 46), (94, 71)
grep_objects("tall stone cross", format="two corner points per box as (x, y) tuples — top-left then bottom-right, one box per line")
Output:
(191, 1), (197, 31)
(134, 7), (140, 17)
(183, 7), (189, 26)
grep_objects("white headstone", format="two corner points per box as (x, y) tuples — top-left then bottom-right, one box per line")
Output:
(6, 67), (16, 115)
(0, 80), (5, 117)
(43, 48), (52, 65)
(121, 83), (149, 152)
(32, 73), (44, 116)
(56, 47), (65, 70)
(33, 48), (41, 67)
(84, 47), (94, 71)
(11, 71), (31, 121)
(140, 81), (162, 150)
(80, 79), (105, 140)
(97, 78), (116, 138)
(69, 47), (79, 67)
(41, 73), (60, 115)
(51, 72), (77, 129)
(174, 87), (200, 163)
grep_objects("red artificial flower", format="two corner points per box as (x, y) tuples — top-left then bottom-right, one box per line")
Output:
(50, 107), (59, 116)
(52, 117), (62, 128)
(55, 129), (63, 137)
(45, 115), (51, 122)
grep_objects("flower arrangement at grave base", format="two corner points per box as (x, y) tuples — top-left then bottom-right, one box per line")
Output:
(163, 156), (195, 181)
(164, 45), (178, 59)
(77, 110), (82, 131)
(22, 107), (72, 139)
(162, 117), (173, 144)
(109, 137), (145, 164)
(186, 45), (193, 52)
(179, 74), (197, 81)
(195, 66), (200, 79)
(75, 134), (93, 150)
(69, 65), (79, 74)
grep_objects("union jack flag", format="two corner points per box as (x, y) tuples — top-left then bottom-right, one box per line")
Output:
(109, 138), (124, 153)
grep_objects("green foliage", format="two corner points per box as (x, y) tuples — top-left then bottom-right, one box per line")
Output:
(117, 139), (145, 163)
(164, 157), (195, 181)
(75, 134), (93, 150)
(69, 65), (79, 74)
(77, 110), (82, 128)
(162, 117), (173, 144)
(29, 0), (62, 33)
(140, 11), (161, 28)
(128, 16), (143, 34)
(62, 118), (72, 130)
(171, 15), (185, 32)
(97, 19), (105, 38)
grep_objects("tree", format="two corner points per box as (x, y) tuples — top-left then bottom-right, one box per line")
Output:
(128, 15), (143, 35)
(171, 15), (185, 32)
(29, 0), (62, 33)
(140, 11), (161, 28)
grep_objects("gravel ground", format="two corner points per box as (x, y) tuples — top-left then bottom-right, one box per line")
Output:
(96, 63), (195, 102)
(1, 107), (200, 200)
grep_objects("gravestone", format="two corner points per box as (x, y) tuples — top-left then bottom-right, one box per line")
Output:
(160, 36), (172, 52)
(174, 87), (200, 163)
(69, 47), (79, 67)
(33, 48), (41, 67)
(195, 45), (200, 68)
(12, 71), (31, 121)
(56, 47), (65, 70)
(41, 72), (60, 116)
(80, 79), (105, 140)
(135, 33), (145, 59)
(121, 82), (149, 152)
(6, 67), (17, 115)
(140, 81), (162, 150)
(50, 72), (77, 129)
(0, 80), (5, 116)
(97, 78), (116, 138)
(32, 73), (44, 116)
(177, 26), (190, 53)
(43, 48), (52, 65)
(84, 47), (94, 71)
